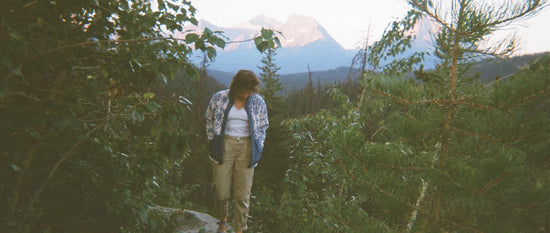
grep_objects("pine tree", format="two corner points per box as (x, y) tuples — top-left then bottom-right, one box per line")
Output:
(250, 47), (293, 232)
(258, 48), (284, 116)
(306, 65), (316, 114)
(279, 0), (550, 232)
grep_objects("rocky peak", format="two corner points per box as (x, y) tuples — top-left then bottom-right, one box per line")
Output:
(224, 14), (337, 48)
(279, 14), (328, 47)
(179, 14), (354, 74)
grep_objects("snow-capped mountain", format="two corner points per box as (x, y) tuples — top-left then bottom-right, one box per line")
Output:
(178, 14), (439, 75)
(181, 14), (356, 74)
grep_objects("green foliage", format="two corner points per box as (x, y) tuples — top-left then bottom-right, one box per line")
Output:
(0, 0), (197, 230)
(278, 54), (550, 232)
(275, 0), (550, 232)
(285, 77), (364, 118)
(0, 1), (278, 232)
(249, 47), (293, 232)
(254, 28), (282, 53)
(258, 48), (285, 116)
(163, 68), (226, 214)
(277, 108), (405, 233)
(186, 27), (227, 61)
(2, 0), (547, 232)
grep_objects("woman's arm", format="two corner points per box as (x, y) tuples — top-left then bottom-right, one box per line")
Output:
(205, 93), (217, 141)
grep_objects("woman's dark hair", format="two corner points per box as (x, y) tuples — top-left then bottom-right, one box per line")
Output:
(229, 69), (261, 95)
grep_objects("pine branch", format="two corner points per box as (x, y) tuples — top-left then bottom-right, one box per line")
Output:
(450, 126), (503, 143)
(502, 84), (550, 111)
(374, 89), (410, 104)
(484, 0), (547, 29)
(334, 158), (358, 181)
(374, 89), (448, 106)
(449, 221), (484, 233)
(370, 125), (386, 141)
(409, 0), (453, 32)
(505, 131), (545, 145)
(463, 42), (516, 57)
(334, 158), (402, 202)
(403, 112), (418, 122)
(454, 101), (494, 110)
(335, 140), (369, 174)
(451, 126), (544, 146)
(487, 193), (546, 210)
(304, 199), (340, 232)
(376, 164), (427, 171)
(374, 90), (495, 110)
(477, 172), (510, 195)
(399, 128), (442, 148)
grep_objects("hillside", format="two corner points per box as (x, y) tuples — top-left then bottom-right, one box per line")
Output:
(206, 52), (549, 95)
(470, 52), (550, 83)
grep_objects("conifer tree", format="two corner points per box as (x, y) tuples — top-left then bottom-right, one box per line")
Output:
(258, 48), (284, 116)
(250, 47), (292, 232)
(306, 66), (317, 114)
(279, 0), (550, 232)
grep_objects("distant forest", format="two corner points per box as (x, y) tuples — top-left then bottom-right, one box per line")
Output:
(208, 52), (549, 96)
(201, 52), (549, 118)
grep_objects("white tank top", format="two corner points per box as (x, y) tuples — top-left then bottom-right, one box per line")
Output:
(225, 105), (250, 137)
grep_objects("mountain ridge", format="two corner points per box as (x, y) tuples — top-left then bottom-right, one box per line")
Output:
(180, 14), (357, 74)
(181, 14), (443, 74)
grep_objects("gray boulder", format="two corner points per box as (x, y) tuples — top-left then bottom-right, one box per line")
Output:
(150, 206), (232, 233)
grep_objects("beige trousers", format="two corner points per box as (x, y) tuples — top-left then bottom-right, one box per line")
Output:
(213, 136), (254, 232)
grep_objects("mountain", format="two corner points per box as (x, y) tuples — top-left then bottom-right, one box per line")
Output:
(178, 14), (460, 90)
(179, 14), (443, 75)
(181, 14), (357, 74)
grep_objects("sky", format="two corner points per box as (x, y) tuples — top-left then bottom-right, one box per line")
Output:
(191, 0), (550, 54)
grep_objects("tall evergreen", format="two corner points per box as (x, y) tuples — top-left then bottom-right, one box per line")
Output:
(306, 66), (317, 114)
(258, 48), (284, 117)
(249, 47), (292, 232)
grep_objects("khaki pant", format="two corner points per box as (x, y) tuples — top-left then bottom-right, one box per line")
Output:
(213, 136), (254, 232)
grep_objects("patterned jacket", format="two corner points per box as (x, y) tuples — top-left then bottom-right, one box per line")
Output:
(205, 89), (269, 168)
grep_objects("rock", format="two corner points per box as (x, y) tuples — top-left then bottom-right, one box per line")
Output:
(149, 206), (232, 233)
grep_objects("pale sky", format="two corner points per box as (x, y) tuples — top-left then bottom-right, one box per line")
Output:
(191, 0), (550, 54)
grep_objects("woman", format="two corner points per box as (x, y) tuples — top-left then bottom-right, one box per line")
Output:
(205, 69), (269, 233)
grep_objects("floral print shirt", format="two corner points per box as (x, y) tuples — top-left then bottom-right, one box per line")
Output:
(205, 89), (269, 167)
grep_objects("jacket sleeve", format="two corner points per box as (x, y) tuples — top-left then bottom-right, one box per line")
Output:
(205, 93), (217, 141)
(258, 96), (269, 147)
